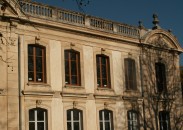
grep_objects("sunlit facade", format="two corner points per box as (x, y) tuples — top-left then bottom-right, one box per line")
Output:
(0, 0), (183, 130)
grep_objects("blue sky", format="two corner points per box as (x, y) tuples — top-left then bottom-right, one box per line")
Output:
(34, 0), (183, 64)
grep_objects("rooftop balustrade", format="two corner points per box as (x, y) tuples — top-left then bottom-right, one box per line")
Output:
(19, 0), (139, 38)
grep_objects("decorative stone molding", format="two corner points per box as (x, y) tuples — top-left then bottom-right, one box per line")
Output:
(0, 88), (6, 95)
(22, 90), (54, 96)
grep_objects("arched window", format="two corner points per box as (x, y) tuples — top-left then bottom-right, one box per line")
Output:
(124, 58), (137, 90)
(67, 109), (83, 130)
(96, 55), (111, 88)
(29, 108), (47, 130)
(64, 50), (81, 86)
(99, 109), (113, 130)
(155, 62), (167, 93)
(28, 44), (46, 83)
(127, 110), (139, 130)
(159, 111), (170, 130)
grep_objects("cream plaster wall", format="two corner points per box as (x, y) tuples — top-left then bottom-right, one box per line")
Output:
(49, 40), (62, 91)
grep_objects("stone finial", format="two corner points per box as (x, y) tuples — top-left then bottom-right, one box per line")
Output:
(152, 14), (161, 30)
(138, 20), (144, 29)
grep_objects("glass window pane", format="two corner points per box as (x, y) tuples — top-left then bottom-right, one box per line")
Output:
(99, 111), (102, 120)
(65, 75), (70, 84)
(67, 110), (71, 120)
(97, 79), (101, 87)
(29, 109), (35, 121)
(28, 46), (33, 55)
(74, 122), (79, 130)
(102, 79), (107, 87)
(36, 57), (43, 72)
(37, 110), (44, 121)
(71, 52), (76, 60)
(36, 47), (43, 56)
(104, 111), (109, 120)
(65, 51), (69, 60)
(28, 56), (34, 71)
(71, 76), (77, 84)
(101, 57), (106, 65)
(36, 73), (43, 82)
(67, 122), (72, 130)
(29, 122), (35, 130)
(100, 122), (103, 130)
(37, 122), (45, 130)
(65, 61), (69, 74)
(97, 64), (100, 78)
(105, 122), (110, 130)
(102, 65), (107, 78)
(71, 61), (77, 75)
(28, 72), (34, 81)
(73, 110), (79, 120)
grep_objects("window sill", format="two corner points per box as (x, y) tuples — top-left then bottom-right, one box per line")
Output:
(97, 87), (114, 91)
(27, 82), (51, 87)
(64, 85), (85, 89)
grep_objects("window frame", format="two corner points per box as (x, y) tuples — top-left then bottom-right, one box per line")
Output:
(29, 108), (48, 130)
(66, 108), (83, 130)
(155, 62), (167, 93)
(127, 110), (139, 130)
(99, 109), (113, 130)
(28, 44), (46, 83)
(64, 49), (81, 86)
(96, 54), (111, 88)
(124, 58), (137, 90)
(159, 111), (170, 130)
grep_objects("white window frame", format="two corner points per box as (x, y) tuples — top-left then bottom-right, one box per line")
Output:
(67, 109), (83, 130)
(29, 108), (47, 130)
(127, 110), (139, 130)
(99, 109), (113, 130)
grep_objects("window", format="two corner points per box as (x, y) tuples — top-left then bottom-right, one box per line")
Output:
(127, 110), (139, 130)
(29, 108), (47, 130)
(65, 50), (81, 86)
(155, 62), (167, 93)
(96, 55), (111, 88)
(124, 58), (137, 90)
(99, 109), (113, 130)
(28, 45), (46, 83)
(159, 111), (170, 130)
(67, 109), (83, 130)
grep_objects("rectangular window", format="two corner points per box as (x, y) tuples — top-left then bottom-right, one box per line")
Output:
(99, 109), (113, 130)
(124, 58), (137, 90)
(155, 63), (166, 93)
(64, 50), (81, 86)
(159, 111), (170, 130)
(29, 108), (47, 130)
(127, 110), (139, 130)
(67, 109), (83, 130)
(28, 45), (46, 83)
(96, 55), (111, 88)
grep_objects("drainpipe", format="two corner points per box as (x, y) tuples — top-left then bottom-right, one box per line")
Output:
(18, 35), (22, 130)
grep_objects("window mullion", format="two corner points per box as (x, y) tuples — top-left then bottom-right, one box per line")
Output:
(71, 111), (74, 130)
(102, 111), (105, 130)
(35, 110), (37, 130)
(109, 113), (111, 130)
(79, 112), (81, 130)
(44, 111), (46, 130)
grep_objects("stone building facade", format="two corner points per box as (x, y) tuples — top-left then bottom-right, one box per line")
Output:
(0, 0), (183, 130)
